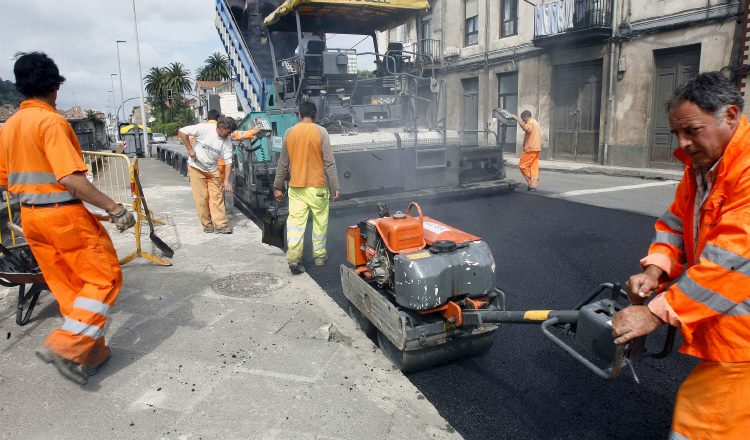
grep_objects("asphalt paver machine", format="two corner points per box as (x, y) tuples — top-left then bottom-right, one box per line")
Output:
(341, 202), (676, 376)
(225, 0), (514, 221)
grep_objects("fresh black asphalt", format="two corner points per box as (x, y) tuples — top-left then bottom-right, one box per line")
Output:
(294, 191), (695, 440)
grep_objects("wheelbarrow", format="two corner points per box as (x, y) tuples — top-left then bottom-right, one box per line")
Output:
(0, 242), (46, 326)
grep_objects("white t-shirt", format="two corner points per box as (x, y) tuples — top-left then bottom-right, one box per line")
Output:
(178, 121), (233, 172)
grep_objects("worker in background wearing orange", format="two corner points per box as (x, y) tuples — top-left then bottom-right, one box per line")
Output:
(512, 110), (542, 191)
(273, 101), (339, 275)
(0, 52), (135, 385)
(612, 72), (749, 439)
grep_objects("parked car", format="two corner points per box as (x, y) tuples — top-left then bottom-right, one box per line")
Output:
(152, 132), (167, 143)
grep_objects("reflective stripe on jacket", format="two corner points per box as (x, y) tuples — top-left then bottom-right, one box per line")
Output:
(642, 116), (750, 362)
(0, 99), (86, 204)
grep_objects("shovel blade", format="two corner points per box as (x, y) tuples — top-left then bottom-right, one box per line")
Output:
(262, 218), (286, 249)
(150, 232), (175, 258)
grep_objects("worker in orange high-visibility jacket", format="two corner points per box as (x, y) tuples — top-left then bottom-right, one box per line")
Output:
(613, 72), (750, 439)
(0, 52), (135, 385)
(512, 110), (542, 191)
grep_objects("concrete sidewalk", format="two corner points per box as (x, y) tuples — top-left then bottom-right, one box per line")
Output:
(504, 155), (683, 181)
(0, 158), (460, 440)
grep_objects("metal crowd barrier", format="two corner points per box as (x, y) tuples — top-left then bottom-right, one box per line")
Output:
(81, 151), (171, 266)
(82, 151), (134, 209)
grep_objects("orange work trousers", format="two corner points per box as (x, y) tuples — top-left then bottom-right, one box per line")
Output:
(670, 360), (750, 439)
(21, 203), (122, 366)
(518, 151), (540, 189)
(188, 165), (227, 229)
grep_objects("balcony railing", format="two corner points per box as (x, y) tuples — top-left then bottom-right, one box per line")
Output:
(419, 38), (442, 64)
(533, 0), (612, 40)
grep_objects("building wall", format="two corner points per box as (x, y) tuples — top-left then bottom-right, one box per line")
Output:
(608, 22), (736, 166)
(379, 0), (741, 167)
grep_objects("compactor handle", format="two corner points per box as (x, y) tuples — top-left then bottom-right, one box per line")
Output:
(407, 202), (424, 224)
(541, 317), (623, 380)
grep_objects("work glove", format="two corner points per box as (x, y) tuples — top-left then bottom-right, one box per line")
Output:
(109, 203), (136, 232)
(253, 126), (272, 139)
(253, 117), (273, 138)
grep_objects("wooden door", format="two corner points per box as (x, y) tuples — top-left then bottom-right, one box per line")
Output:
(649, 45), (701, 168)
(552, 61), (603, 162)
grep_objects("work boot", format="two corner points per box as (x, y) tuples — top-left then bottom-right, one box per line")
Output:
(81, 344), (112, 377)
(36, 347), (87, 385)
(314, 256), (328, 266)
(288, 262), (305, 275)
(203, 225), (214, 233)
(214, 226), (233, 234)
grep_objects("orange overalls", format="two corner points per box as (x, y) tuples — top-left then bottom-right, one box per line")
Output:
(518, 118), (542, 190)
(0, 99), (122, 367)
(643, 116), (750, 439)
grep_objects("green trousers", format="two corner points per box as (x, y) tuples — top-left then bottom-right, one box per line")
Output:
(286, 186), (329, 263)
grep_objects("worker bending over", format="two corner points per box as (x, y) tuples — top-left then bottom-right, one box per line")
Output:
(612, 72), (749, 439)
(0, 52), (136, 385)
(273, 101), (339, 274)
(178, 112), (268, 234)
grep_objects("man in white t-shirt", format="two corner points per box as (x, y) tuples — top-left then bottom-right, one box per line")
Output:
(177, 112), (237, 233)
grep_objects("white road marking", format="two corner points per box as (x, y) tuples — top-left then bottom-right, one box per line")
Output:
(549, 180), (679, 198)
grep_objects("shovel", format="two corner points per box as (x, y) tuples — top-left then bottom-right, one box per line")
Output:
(262, 201), (286, 249)
(133, 171), (175, 258)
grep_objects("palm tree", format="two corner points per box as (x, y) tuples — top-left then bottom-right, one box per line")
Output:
(164, 62), (192, 96)
(144, 66), (168, 122)
(196, 52), (231, 81)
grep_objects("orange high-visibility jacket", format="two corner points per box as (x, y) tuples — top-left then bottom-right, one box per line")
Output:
(643, 116), (750, 362)
(0, 99), (88, 203)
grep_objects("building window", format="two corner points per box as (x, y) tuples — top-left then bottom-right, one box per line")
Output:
(465, 0), (479, 46)
(420, 16), (433, 54)
(500, 0), (518, 37)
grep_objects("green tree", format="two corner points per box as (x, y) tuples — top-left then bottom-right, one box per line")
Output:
(357, 69), (375, 79)
(144, 66), (168, 122)
(85, 109), (103, 127)
(0, 77), (22, 106)
(196, 52), (231, 81)
(165, 62), (192, 96)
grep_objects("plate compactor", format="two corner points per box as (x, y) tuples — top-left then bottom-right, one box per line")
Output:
(340, 202), (675, 376)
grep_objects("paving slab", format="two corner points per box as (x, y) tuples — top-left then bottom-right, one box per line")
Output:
(0, 157), (460, 440)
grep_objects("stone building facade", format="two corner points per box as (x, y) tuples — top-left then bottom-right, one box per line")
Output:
(378, 0), (744, 168)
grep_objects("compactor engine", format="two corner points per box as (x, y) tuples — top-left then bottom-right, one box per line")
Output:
(347, 202), (495, 312)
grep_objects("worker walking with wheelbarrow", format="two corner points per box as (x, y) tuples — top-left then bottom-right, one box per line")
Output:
(0, 52), (135, 385)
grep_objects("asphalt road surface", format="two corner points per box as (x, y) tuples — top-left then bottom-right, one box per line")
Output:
(299, 190), (694, 440)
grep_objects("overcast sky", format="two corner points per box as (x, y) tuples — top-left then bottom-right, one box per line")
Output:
(0, 0), (374, 116)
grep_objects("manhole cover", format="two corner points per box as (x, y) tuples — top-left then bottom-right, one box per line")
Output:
(212, 272), (285, 297)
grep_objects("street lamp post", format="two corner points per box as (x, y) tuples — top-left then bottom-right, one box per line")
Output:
(130, 0), (150, 157)
(110, 73), (119, 141)
(115, 40), (126, 123)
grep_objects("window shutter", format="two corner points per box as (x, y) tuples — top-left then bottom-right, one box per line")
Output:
(465, 0), (478, 18)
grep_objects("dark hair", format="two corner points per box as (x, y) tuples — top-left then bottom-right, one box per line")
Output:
(217, 116), (237, 132)
(207, 109), (220, 120)
(14, 52), (66, 98)
(668, 71), (744, 114)
(299, 100), (317, 119)
(520, 110), (532, 118)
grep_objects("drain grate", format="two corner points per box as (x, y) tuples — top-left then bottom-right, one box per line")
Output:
(212, 272), (285, 297)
